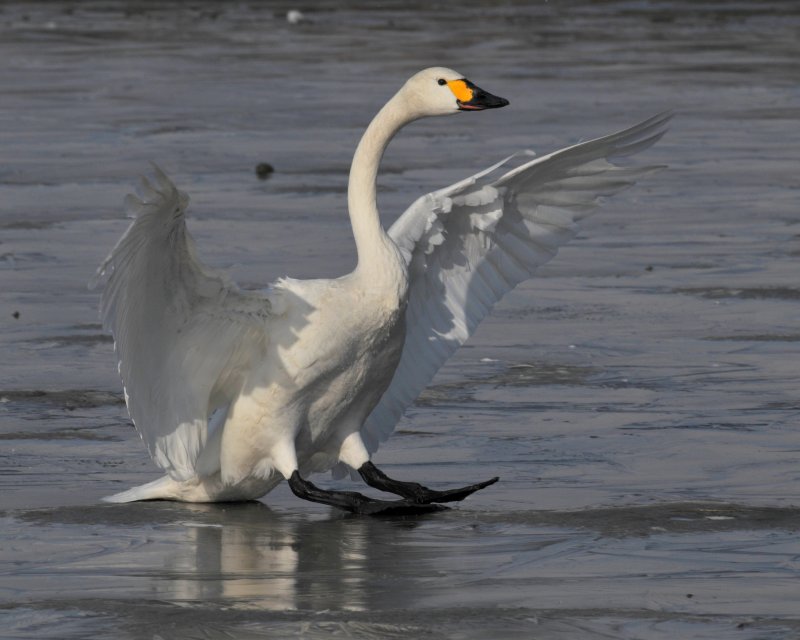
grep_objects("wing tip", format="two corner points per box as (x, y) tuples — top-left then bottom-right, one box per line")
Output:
(90, 164), (186, 291)
(148, 162), (174, 192)
(134, 163), (188, 212)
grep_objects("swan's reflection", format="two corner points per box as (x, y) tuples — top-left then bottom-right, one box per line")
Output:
(159, 502), (424, 611)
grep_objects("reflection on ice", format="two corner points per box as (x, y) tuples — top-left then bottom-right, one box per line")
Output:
(164, 504), (375, 612)
(6, 500), (800, 639)
(171, 509), (301, 611)
(11, 501), (430, 613)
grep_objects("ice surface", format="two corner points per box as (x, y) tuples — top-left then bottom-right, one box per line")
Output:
(1, 1), (799, 638)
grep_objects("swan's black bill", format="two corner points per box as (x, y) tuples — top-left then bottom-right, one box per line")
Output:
(457, 79), (509, 111)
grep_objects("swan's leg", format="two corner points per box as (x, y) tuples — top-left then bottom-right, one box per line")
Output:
(276, 435), (443, 515)
(338, 431), (498, 505)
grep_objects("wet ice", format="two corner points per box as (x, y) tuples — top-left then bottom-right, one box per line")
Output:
(1, 1), (800, 638)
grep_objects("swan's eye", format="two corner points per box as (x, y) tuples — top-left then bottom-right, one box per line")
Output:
(437, 78), (446, 86)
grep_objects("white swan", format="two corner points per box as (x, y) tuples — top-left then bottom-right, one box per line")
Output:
(94, 67), (670, 513)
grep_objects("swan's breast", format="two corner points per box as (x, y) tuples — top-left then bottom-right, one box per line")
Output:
(265, 277), (407, 391)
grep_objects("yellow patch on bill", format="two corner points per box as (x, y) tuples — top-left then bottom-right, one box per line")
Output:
(447, 79), (473, 103)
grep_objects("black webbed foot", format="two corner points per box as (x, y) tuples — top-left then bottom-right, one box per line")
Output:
(358, 461), (498, 504)
(288, 471), (446, 515)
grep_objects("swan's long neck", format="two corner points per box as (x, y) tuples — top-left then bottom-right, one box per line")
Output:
(348, 93), (417, 277)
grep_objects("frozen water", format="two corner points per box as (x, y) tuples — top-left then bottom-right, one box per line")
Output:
(1, 1), (799, 638)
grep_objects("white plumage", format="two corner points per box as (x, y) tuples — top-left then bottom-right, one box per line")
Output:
(94, 67), (670, 508)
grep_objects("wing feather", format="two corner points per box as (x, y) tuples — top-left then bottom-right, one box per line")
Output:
(93, 167), (273, 480)
(358, 112), (672, 455)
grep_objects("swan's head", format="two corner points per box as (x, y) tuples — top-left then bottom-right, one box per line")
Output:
(401, 67), (509, 118)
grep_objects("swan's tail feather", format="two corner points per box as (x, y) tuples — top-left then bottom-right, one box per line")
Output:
(102, 473), (281, 503)
(102, 475), (182, 503)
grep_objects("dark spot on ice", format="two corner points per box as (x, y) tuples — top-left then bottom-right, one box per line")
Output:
(255, 162), (275, 180)
(12, 311), (19, 319)
(0, 389), (124, 409)
(26, 333), (113, 347)
(674, 287), (800, 301)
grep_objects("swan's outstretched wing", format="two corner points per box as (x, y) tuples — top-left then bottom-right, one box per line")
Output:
(92, 167), (273, 481)
(360, 112), (672, 455)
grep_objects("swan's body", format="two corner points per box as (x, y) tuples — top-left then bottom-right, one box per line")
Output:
(95, 68), (670, 509)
